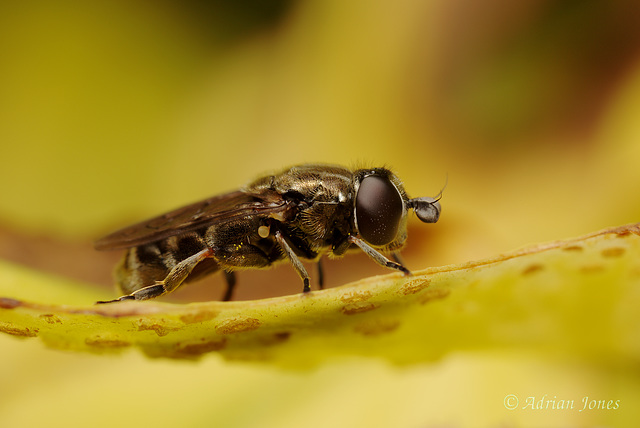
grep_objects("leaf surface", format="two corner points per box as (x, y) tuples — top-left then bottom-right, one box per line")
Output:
(1, 224), (639, 368)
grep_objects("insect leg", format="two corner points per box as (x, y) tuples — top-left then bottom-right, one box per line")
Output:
(348, 236), (411, 275)
(222, 271), (236, 301)
(274, 230), (311, 293)
(392, 252), (405, 266)
(97, 248), (214, 303)
(317, 258), (324, 290)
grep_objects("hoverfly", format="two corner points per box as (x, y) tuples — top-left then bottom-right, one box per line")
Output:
(95, 164), (441, 303)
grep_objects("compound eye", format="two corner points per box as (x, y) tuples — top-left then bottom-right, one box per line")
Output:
(355, 175), (404, 246)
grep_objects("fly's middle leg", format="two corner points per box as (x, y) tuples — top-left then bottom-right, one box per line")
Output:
(274, 230), (310, 293)
(316, 257), (324, 290)
(222, 271), (236, 302)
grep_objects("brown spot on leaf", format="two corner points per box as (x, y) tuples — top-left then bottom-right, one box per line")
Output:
(135, 319), (177, 337)
(257, 331), (292, 346)
(0, 323), (38, 337)
(354, 318), (401, 336)
(522, 264), (544, 276)
(39, 314), (62, 324)
(215, 317), (261, 335)
(85, 335), (130, 348)
(340, 289), (378, 314)
(171, 338), (227, 357)
(340, 290), (373, 303)
(562, 245), (583, 252)
(615, 224), (640, 237)
(273, 331), (291, 342)
(341, 302), (379, 315)
(399, 279), (431, 295)
(601, 247), (626, 258)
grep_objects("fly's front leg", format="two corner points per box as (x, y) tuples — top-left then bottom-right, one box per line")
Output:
(348, 235), (411, 275)
(391, 252), (404, 266)
(97, 248), (214, 303)
(274, 230), (311, 293)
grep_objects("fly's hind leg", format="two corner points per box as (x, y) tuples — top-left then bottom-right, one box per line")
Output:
(97, 248), (214, 304)
(316, 258), (324, 290)
(222, 271), (236, 302)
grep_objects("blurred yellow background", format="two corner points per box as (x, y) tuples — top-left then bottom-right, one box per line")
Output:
(1, 1), (639, 427)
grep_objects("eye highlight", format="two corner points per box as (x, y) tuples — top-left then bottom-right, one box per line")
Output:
(355, 175), (404, 246)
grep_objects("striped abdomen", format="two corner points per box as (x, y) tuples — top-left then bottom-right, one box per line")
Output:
(113, 216), (282, 295)
(115, 231), (218, 295)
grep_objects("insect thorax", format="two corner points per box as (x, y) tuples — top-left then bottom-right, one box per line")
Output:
(254, 165), (357, 249)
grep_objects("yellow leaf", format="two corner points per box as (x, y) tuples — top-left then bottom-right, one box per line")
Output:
(1, 224), (639, 368)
